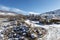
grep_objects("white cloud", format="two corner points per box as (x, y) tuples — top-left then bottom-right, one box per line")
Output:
(29, 12), (40, 15)
(0, 6), (10, 11)
(11, 8), (26, 13)
(12, 8), (22, 12)
(0, 5), (27, 14)
(0, 5), (40, 15)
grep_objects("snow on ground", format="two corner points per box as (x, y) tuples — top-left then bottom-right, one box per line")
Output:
(25, 20), (60, 40)
(0, 19), (60, 40)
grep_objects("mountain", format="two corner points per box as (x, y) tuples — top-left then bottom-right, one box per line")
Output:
(40, 9), (60, 19)
(0, 10), (17, 16)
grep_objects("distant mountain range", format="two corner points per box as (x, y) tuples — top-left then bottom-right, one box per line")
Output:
(0, 9), (60, 19)
(0, 10), (17, 16)
(40, 9), (60, 17)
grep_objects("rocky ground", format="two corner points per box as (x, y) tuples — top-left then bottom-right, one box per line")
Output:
(25, 20), (60, 40)
(0, 19), (60, 40)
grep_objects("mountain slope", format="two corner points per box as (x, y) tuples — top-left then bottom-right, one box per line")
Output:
(40, 9), (60, 19)
(0, 10), (17, 16)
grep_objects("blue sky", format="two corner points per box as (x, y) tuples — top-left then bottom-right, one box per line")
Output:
(0, 0), (60, 14)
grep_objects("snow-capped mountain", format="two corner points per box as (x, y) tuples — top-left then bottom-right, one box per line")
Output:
(0, 10), (17, 16)
(40, 9), (60, 18)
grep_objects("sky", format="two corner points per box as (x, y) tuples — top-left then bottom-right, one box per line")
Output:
(0, 0), (60, 15)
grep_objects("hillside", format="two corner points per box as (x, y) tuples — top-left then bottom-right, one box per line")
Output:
(40, 9), (60, 17)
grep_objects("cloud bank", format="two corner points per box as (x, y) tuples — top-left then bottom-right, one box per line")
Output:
(0, 5), (40, 15)
(0, 5), (27, 14)
(29, 12), (40, 15)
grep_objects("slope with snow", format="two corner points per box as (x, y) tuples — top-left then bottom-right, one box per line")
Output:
(0, 10), (17, 16)
(25, 20), (60, 40)
(40, 9), (60, 19)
